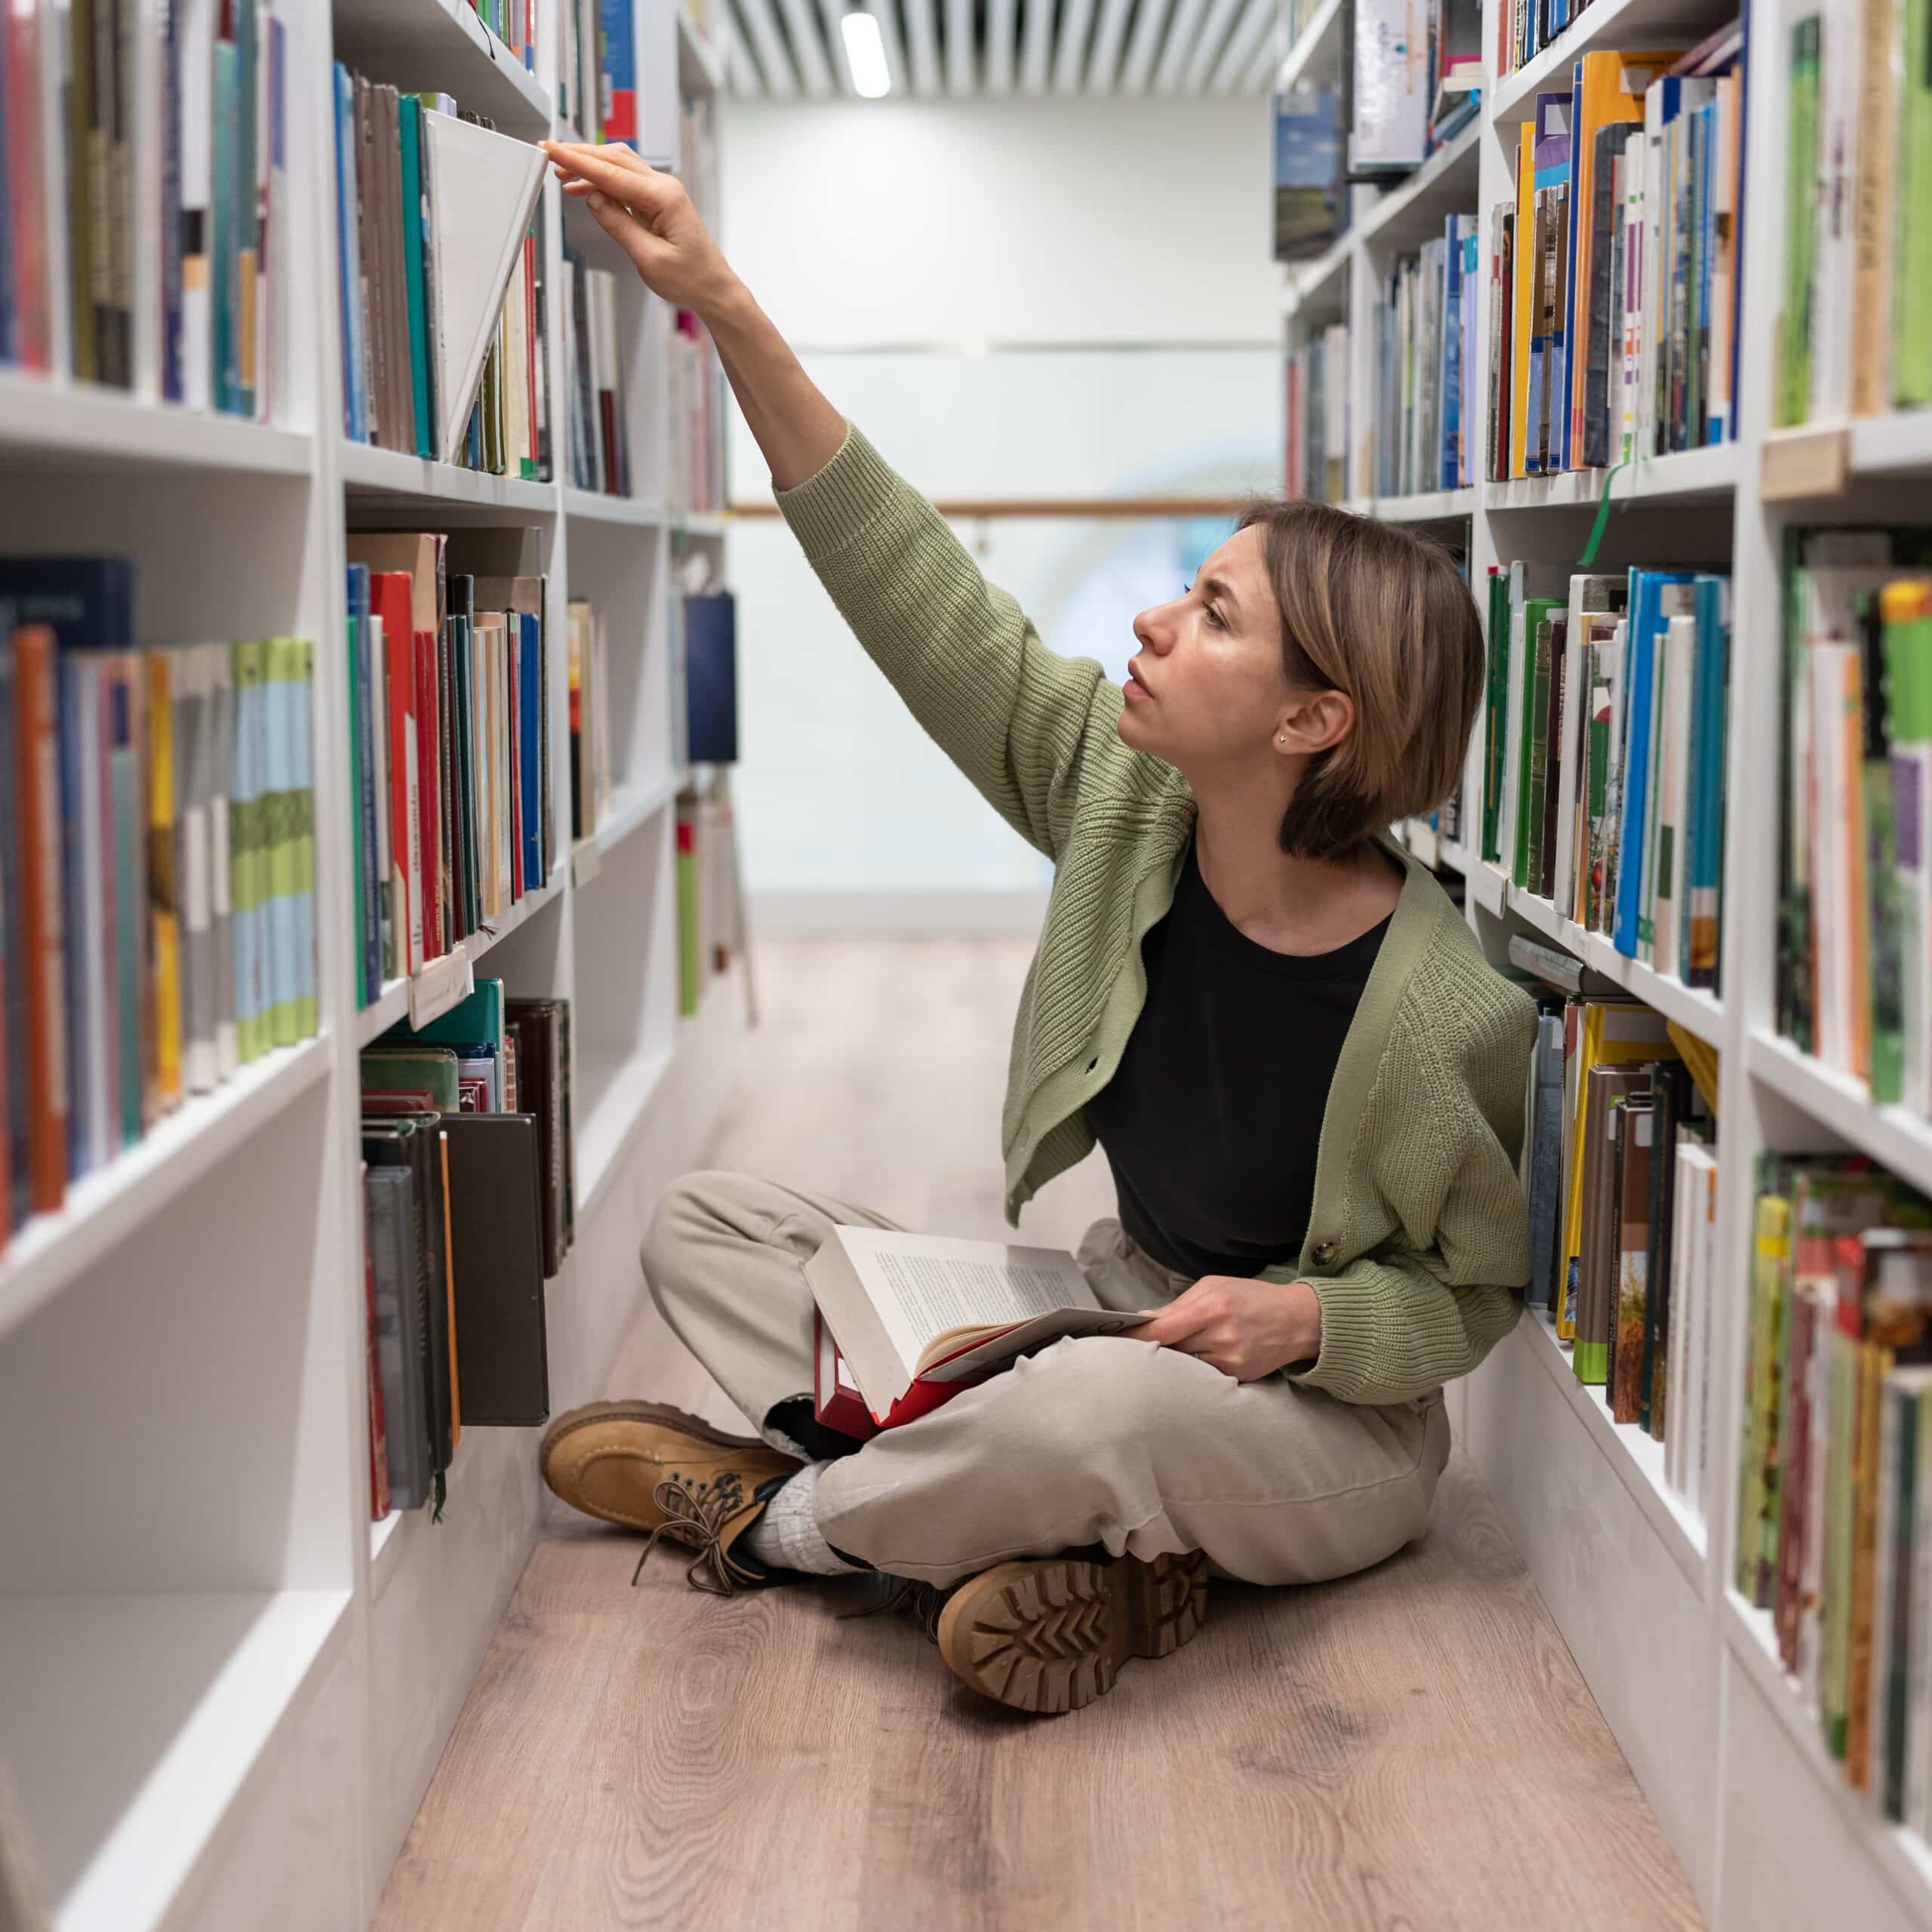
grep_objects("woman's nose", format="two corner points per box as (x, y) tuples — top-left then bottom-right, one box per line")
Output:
(1133, 605), (1170, 652)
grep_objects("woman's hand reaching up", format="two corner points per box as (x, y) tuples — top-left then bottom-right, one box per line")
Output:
(541, 140), (740, 318)
(1120, 1275), (1324, 1382)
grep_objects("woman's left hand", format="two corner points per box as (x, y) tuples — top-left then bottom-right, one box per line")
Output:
(1119, 1276), (1324, 1382)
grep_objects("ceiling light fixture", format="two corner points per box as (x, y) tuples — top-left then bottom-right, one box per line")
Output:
(841, 8), (892, 97)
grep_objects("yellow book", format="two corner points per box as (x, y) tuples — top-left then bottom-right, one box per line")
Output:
(1557, 1001), (1678, 1339)
(1567, 51), (1681, 463)
(146, 649), (181, 1118)
(1510, 121), (1537, 478)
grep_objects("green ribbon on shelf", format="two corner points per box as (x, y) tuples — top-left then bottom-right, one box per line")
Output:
(1576, 460), (1631, 569)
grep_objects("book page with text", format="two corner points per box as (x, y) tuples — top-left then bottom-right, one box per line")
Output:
(836, 1229), (1097, 1372)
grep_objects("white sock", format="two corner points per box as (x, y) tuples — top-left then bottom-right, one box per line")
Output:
(742, 1461), (867, 1576)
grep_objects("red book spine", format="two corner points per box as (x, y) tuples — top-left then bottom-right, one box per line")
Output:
(414, 628), (442, 960)
(372, 574), (420, 974)
(14, 625), (66, 1215)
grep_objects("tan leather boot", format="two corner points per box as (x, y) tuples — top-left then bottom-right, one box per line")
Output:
(931, 1548), (1211, 1715)
(540, 1400), (804, 1591)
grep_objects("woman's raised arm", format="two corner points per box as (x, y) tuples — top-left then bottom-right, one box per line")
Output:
(540, 140), (843, 491)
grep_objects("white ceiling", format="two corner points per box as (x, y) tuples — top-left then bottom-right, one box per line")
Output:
(721, 0), (1287, 98)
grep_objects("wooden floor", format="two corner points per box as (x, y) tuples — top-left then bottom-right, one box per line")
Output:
(377, 937), (1703, 1932)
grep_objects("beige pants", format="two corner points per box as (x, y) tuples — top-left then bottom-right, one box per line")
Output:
(643, 1171), (1451, 1589)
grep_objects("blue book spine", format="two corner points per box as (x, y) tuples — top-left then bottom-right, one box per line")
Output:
(0, 641), (25, 1223)
(333, 65), (365, 440)
(56, 657), (91, 1179)
(600, 0), (637, 148)
(1613, 577), (1660, 955)
(518, 611), (539, 892)
(1687, 576), (1729, 980)
(161, 0), (183, 401)
(212, 35), (237, 416)
(1440, 215), (1463, 491)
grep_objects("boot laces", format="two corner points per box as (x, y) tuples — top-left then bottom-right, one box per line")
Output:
(631, 1471), (764, 1597)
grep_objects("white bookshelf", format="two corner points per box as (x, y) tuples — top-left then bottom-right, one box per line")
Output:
(0, 5), (743, 1929)
(1288, 7), (1932, 1923)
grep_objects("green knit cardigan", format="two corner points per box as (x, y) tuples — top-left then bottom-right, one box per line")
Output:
(777, 424), (1535, 1405)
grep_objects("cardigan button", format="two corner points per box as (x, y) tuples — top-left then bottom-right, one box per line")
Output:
(1311, 1240), (1340, 1266)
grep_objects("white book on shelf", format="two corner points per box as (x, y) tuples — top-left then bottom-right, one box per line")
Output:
(1649, 614), (1696, 977)
(417, 110), (546, 463)
(131, 0), (163, 401)
(178, 0), (216, 410)
(37, 0), (73, 380)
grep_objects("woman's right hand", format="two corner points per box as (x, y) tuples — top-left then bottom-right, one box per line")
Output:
(540, 141), (740, 320)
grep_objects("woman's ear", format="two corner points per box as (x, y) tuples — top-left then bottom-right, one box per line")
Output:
(1273, 688), (1355, 758)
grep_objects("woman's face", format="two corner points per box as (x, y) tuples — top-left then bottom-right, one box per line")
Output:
(1117, 525), (1291, 775)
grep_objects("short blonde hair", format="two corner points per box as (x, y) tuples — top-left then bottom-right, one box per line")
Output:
(1238, 498), (1485, 862)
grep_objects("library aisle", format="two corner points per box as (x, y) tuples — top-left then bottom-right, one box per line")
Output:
(372, 937), (1700, 1932)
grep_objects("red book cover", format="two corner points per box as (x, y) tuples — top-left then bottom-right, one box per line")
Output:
(14, 624), (66, 1215)
(369, 573), (420, 974)
(414, 627), (443, 960)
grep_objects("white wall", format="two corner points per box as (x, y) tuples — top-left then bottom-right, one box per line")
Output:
(716, 97), (1281, 915)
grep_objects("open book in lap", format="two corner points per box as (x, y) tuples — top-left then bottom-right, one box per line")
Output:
(804, 1226), (1163, 1439)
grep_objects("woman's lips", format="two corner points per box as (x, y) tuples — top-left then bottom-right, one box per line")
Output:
(1124, 666), (1153, 701)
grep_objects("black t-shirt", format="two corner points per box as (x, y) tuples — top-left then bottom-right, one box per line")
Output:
(1083, 839), (1389, 1281)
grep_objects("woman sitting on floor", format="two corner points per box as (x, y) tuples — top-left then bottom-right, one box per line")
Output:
(536, 138), (1535, 1718)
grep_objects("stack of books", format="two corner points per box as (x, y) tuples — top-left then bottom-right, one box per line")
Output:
(1777, 0), (1932, 421)
(1284, 324), (1349, 503)
(558, 0), (613, 140)
(0, 557), (316, 1247)
(331, 68), (549, 478)
(361, 978), (570, 1518)
(1371, 216), (1481, 496)
(0, 0), (289, 417)
(1512, 982), (1718, 1513)
(1487, 31), (1746, 480)
(343, 531), (555, 1007)
(1734, 1155), (1932, 1829)
(1481, 565), (1731, 992)
(567, 598), (614, 842)
(560, 258), (630, 496)
(1776, 530), (1932, 1110)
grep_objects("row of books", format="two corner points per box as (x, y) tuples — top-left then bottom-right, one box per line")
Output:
(0, 558), (315, 1249)
(1777, 531), (1932, 1115)
(343, 531), (556, 1007)
(1481, 565), (1731, 992)
(469, 2), (540, 72)
(560, 258), (630, 497)
(668, 312), (728, 514)
(1284, 323), (1347, 504)
(1734, 1155), (1932, 1831)
(1512, 980), (1717, 1513)
(567, 598), (614, 843)
(331, 67), (549, 479)
(361, 977), (570, 1517)
(1776, 0), (1932, 422)
(1371, 218), (1479, 497)
(1489, 32), (1746, 481)
(0, 0), (288, 415)
(676, 780), (738, 1017)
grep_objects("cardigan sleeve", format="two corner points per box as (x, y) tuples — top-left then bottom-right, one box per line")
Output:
(776, 422), (1134, 861)
(1287, 979), (1535, 1406)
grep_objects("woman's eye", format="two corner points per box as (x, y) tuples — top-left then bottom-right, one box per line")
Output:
(1204, 605), (1225, 629)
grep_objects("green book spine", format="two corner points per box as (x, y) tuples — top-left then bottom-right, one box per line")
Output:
(1823, 1328), (1860, 1756)
(398, 98), (435, 459)
(1739, 1192), (1789, 1599)
(1515, 598), (1560, 887)
(1525, 614), (1553, 891)
(677, 816), (700, 1017)
(1898, 0), (1932, 404)
(1777, 19), (1821, 427)
(230, 639), (266, 1063)
(294, 639), (317, 1040)
(1883, 1384), (1920, 1817)
(1483, 571), (1509, 863)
